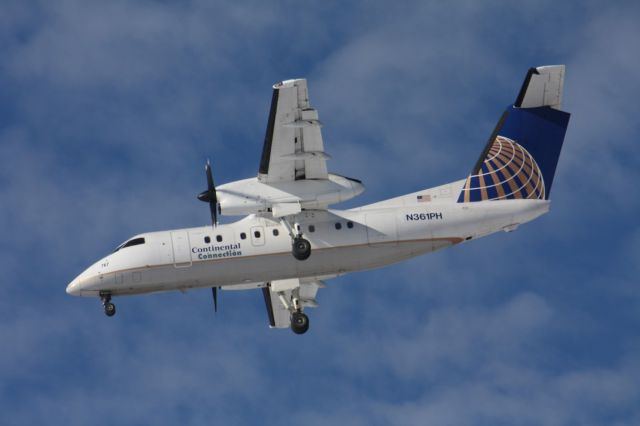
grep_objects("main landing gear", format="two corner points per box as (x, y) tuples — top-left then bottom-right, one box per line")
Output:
(280, 216), (311, 261)
(292, 237), (311, 261)
(100, 292), (116, 317)
(290, 311), (309, 334)
(275, 288), (311, 334)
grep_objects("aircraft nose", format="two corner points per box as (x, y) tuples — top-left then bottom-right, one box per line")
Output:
(66, 276), (82, 296)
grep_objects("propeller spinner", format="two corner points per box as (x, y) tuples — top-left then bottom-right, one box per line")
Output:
(197, 160), (219, 227)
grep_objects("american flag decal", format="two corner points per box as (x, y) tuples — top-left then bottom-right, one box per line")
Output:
(417, 194), (431, 202)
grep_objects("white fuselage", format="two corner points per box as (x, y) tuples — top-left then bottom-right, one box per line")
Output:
(66, 180), (550, 297)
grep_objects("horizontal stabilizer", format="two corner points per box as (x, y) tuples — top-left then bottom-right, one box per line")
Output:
(515, 65), (564, 110)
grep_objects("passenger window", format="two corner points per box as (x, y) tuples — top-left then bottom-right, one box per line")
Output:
(308, 225), (315, 233)
(272, 229), (279, 236)
(240, 232), (247, 240)
(204, 236), (211, 243)
(216, 235), (222, 242)
(335, 222), (342, 230)
(254, 230), (261, 238)
(347, 221), (354, 229)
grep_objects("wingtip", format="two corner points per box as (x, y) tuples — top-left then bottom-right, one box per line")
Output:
(273, 78), (306, 89)
(535, 64), (565, 74)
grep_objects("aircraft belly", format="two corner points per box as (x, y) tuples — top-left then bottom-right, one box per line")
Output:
(104, 235), (457, 296)
(428, 200), (549, 240)
(358, 239), (440, 271)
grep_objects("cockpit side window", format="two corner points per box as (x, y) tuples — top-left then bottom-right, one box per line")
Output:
(114, 237), (146, 252)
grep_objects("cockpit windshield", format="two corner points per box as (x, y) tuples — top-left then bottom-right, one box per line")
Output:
(113, 237), (145, 253)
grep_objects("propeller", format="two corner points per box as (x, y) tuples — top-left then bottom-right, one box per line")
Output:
(212, 287), (219, 313)
(197, 160), (219, 227)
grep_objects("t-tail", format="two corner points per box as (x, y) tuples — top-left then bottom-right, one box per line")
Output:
(458, 65), (571, 203)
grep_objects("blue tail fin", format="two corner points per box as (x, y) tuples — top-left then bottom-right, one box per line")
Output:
(458, 65), (571, 203)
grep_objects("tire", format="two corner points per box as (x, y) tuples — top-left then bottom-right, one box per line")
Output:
(291, 312), (309, 334)
(292, 238), (311, 261)
(104, 302), (116, 317)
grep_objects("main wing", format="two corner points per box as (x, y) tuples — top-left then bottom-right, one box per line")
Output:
(258, 79), (329, 183)
(261, 278), (327, 328)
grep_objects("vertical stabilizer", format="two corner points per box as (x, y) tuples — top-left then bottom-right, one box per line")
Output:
(458, 65), (570, 203)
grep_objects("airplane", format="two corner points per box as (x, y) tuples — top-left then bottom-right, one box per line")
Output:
(67, 65), (571, 334)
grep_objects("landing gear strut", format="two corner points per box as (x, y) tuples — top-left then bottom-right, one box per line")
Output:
(100, 293), (116, 317)
(290, 311), (309, 334)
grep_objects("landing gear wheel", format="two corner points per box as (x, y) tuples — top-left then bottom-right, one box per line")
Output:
(104, 302), (116, 317)
(292, 237), (311, 261)
(290, 311), (309, 334)
(100, 293), (116, 317)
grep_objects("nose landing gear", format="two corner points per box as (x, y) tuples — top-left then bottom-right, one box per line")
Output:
(100, 293), (116, 317)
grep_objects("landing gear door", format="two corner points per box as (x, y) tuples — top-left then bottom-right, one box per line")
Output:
(171, 231), (192, 268)
(250, 226), (265, 246)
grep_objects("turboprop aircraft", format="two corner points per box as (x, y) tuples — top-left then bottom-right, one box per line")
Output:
(67, 65), (571, 334)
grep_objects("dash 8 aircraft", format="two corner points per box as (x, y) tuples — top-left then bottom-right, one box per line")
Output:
(67, 65), (571, 334)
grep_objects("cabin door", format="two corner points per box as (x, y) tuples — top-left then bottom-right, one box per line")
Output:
(171, 231), (192, 267)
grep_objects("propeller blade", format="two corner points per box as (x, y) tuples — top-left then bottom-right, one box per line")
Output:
(198, 160), (219, 227)
(209, 201), (218, 228)
(205, 160), (215, 193)
(212, 287), (218, 313)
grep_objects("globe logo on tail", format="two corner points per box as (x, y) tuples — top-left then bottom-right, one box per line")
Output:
(458, 136), (545, 202)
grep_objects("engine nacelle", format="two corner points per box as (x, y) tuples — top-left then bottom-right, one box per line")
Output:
(217, 173), (364, 217)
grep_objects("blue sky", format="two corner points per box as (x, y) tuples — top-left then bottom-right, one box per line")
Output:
(1, 1), (639, 424)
